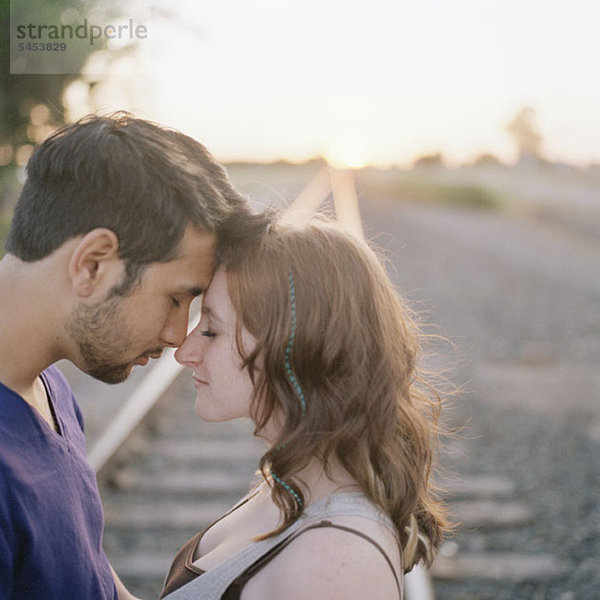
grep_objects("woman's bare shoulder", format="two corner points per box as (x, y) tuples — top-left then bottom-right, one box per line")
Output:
(242, 523), (401, 600)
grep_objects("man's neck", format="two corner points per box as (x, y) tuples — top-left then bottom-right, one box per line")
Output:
(0, 254), (65, 396)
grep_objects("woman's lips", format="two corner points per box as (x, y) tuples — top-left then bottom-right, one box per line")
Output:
(193, 375), (208, 387)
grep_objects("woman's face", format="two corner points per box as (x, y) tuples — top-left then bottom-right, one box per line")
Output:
(174, 269), (256, 423)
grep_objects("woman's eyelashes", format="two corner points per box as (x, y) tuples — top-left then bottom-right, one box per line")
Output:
(201, 329), (217, 338)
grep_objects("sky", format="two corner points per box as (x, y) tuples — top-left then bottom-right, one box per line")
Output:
(65, 0), (600, 167)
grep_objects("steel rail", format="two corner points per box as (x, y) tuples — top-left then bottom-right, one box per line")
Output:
(88, 348), (183, 476)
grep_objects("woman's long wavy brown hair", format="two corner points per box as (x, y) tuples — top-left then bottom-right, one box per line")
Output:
(221, 218), (448, 571)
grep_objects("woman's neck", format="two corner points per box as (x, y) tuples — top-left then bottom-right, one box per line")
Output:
(282, 458), (361, 504)
(258, 420), (362, 503)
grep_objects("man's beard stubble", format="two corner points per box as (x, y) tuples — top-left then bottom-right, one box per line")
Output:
(66, 296), (138, 384)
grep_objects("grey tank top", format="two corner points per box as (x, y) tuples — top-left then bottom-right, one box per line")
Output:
(162, 491), (404, 600)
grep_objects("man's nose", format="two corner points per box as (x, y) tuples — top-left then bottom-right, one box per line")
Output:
(160, 309), (189, 348)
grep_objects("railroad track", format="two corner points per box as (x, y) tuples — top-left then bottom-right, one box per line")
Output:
(87, 166), (578, 598)
(430, 465), (570, 592)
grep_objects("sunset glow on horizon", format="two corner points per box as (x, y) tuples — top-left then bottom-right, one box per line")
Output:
(64, 0), (600, 168)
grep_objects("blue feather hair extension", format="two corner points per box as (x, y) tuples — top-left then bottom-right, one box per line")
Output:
(284, 270), (306, 417)
(272, 472), (303, 508)
(269, 270), (306, 509)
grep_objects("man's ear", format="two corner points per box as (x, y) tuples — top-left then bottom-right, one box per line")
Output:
(68, 228), (120, 298)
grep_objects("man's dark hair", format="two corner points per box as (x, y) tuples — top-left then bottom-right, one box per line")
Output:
(6, 112), (253, 290)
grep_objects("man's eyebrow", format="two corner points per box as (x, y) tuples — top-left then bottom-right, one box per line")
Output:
(180, 285), (205, 297)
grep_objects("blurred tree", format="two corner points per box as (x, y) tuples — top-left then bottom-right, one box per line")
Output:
(0, 0), (135, 214)
(505, 107), (544, 166)
(413, 152), (444, 169)
(0, 0), (108, 211)
(471, 153), (504, 168)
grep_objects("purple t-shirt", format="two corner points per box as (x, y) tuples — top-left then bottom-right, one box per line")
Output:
(0, 365), (117, 600)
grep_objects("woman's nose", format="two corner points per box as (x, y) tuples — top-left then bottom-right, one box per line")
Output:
(174, 327), (204, 366)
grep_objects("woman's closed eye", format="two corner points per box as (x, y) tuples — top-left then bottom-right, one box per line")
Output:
(201, 329), (217, 338)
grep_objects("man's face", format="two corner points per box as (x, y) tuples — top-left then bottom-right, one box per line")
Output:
(67, 226), (217, 384)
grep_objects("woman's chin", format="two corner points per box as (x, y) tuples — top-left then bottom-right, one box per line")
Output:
(194, 399), (225, 423)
